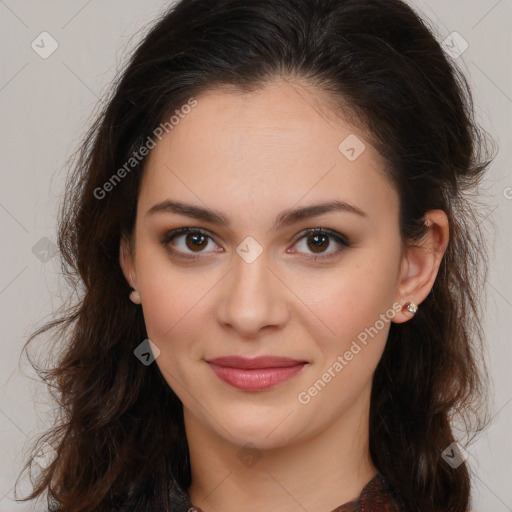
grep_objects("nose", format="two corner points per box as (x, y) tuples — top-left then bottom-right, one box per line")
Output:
(215, 252), (290, 339)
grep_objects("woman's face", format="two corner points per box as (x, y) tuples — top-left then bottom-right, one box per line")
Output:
(124, 80), (408, 450)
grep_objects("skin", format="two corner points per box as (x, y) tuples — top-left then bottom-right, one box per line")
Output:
(120, 79), (449, 512)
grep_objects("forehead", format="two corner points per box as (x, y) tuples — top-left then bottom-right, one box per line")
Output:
(138, 80), (398, 226)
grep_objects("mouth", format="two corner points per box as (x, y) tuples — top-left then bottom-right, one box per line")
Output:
(206, 356), (308, 391)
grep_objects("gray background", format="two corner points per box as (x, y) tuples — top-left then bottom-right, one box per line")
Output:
(0, 1), (510, 510)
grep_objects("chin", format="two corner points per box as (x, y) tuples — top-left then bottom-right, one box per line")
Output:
(213, 408), (305, 450)
(228, 431), (293, 452)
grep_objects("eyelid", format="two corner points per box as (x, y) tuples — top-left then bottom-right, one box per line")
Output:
(161, 226), (215, 244)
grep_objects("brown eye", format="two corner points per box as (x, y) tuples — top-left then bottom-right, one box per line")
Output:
(185, 232), (209, 252)
(291, 228), (350, 260)
(161, 228), (222, 258)
(306, 233), (330, 253)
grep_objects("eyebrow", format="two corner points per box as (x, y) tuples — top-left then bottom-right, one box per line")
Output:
(145, 199), (367, 230)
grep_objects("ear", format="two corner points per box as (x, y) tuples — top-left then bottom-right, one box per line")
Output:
(119, 233), (137, 290)
(392, 210), (449, 323)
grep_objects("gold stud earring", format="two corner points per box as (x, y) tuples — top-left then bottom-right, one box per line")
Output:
(403, 302), (418, 314)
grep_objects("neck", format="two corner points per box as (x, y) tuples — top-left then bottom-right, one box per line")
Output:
(185, 385), (377, 512)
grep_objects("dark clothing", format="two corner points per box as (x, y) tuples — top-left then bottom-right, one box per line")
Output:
(185, 472), (402, 512)
(45, 470), (404, 511)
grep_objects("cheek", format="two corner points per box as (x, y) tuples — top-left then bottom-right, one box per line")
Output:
(139, 268), (209, 390)
(134, 243), (207, 352)
(140, 274), (209, 354)
(303, 246), (400, 341)
(295, 250), (401, 407)
(294, 253), (399, 410)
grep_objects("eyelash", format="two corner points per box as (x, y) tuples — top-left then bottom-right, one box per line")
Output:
(160, 227), (350, 262)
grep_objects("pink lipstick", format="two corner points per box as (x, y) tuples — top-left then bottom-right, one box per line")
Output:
(206, 356), (307, 391)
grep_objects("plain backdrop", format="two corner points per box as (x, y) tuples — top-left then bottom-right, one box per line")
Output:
(0, 1), (511, 511)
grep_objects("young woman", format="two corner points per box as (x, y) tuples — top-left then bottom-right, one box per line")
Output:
(20, 0), (493, 510)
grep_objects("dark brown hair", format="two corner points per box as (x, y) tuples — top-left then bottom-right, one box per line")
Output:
(19, 0), (494, 510)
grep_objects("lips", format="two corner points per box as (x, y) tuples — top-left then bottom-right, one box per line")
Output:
(206, 356), (307, 391)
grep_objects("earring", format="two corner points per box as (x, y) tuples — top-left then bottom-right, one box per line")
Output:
(403, 302), (418, 314)
(129, 289), (141, 304)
